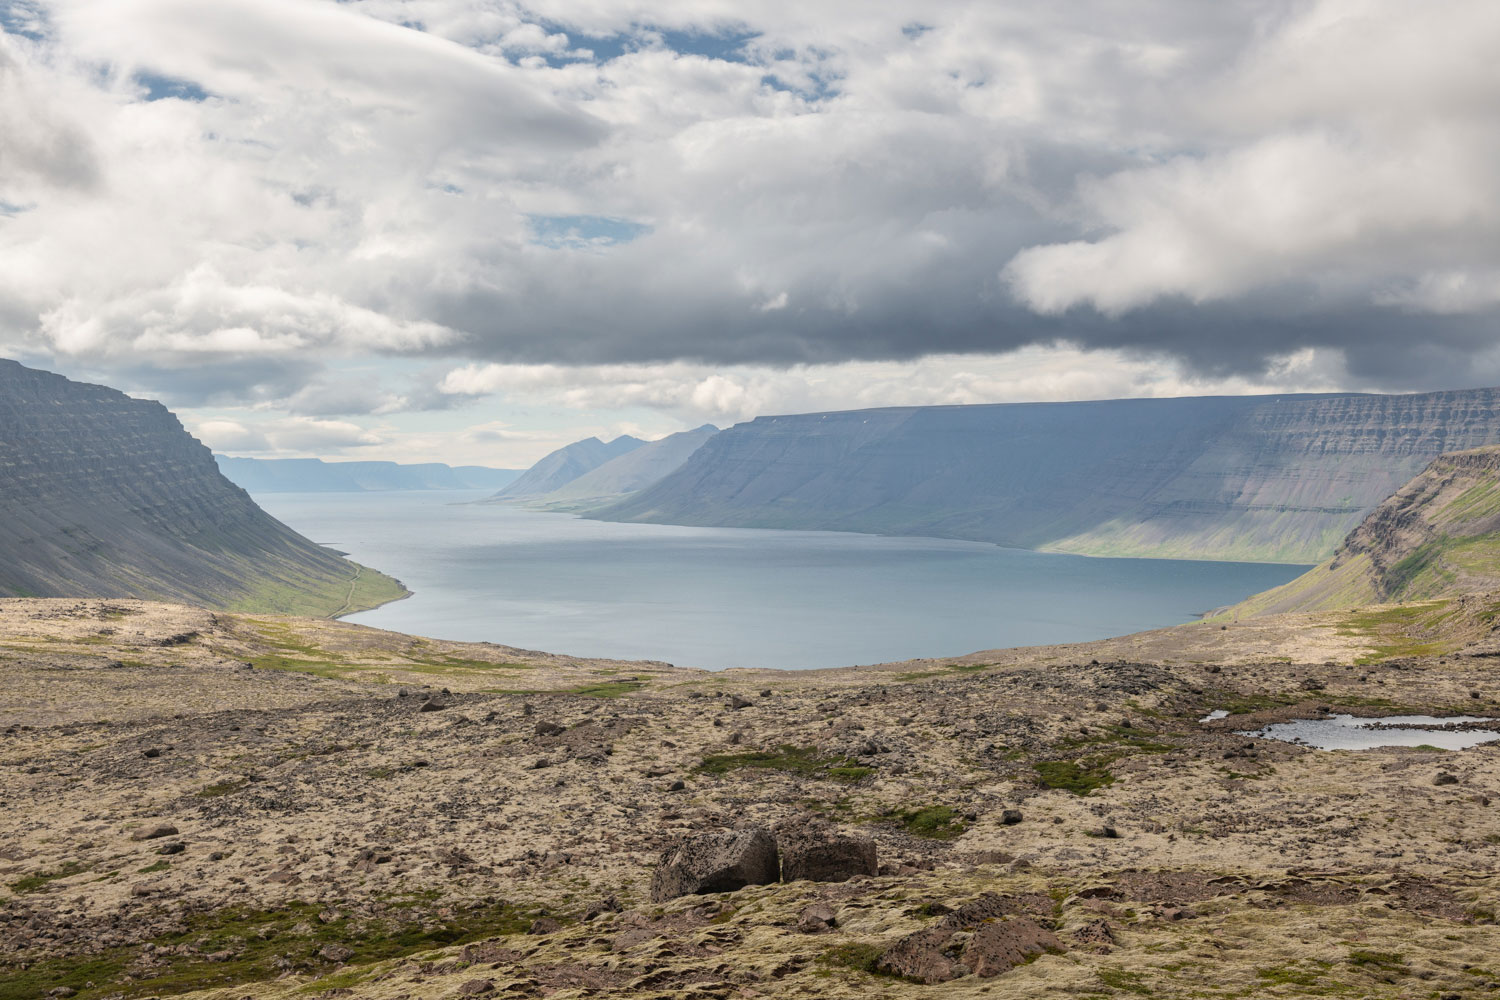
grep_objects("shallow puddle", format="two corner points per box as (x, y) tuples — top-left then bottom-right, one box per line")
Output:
(1239, 714), (1500, 751)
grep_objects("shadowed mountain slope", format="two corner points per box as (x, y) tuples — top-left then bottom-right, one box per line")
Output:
(488, 434), (645, 500)
(1231, 445), (1500, 616)
(596, 389), (1500, 564)
(0, 360), (406, 615)
(216, 456), (520, 493)
(524, 424), (718, 509)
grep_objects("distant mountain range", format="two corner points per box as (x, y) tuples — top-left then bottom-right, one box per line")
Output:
(486, 434), (649, 500)
(555, 389), (1500, 564)
(0, 360), (406, 615)
(216, 456), (521, 493)
(514, 426), (720, 510)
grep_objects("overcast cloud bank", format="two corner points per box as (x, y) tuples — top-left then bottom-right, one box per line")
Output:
(3, 0), (1498, 461)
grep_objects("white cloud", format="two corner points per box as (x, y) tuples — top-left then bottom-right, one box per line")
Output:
(190, 414), (386, 453)
(5, 0), (1500, 458)
(438, 345), (1355, 428)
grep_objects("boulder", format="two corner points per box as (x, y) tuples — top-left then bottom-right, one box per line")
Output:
(649, 827), (779, 902)
(779, 825), (877, 883)
(962, 917), (1061, 977)
(797, 902), (837, 933)
(130, 823), (178, 841)
(875, 924), (963, 984)
(876, 899), (1064, 984)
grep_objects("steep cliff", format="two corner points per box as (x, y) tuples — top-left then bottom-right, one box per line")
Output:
(0, 360), (406, 615)
(597, 388), (1500, 564)
(1231, 445), (1500, 615)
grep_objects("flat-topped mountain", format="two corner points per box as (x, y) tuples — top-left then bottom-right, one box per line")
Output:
(597, 389), (1500, 563)
(487, 433), (644, 500)
(216, 456), (520, 493)
(0, 360), (405, 615)
(1232, 444), (1500, 616)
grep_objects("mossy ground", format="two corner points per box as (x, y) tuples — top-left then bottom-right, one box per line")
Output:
(0, 898), (536, 1000)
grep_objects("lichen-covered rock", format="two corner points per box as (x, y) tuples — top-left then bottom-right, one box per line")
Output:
(649, 827), (779, 902)
(778, 825), (877, 883)
(796, 902), (837, 933)
(962, 917), (1062, 977)
(876, 898), (1065, 983)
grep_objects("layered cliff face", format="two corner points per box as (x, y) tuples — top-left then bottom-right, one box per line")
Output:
(597, 388), (1500, 564)
(0, 360), (406, 614)
(1231, 445), (1500, 615)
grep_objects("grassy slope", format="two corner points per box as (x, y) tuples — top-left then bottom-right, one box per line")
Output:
(226, 560), (408, 618)
(1231, 447), (1500, 617)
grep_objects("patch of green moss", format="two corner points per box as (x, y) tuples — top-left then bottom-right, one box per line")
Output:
(0, 897), (536, 1000)
(816, 942), (885, 974)
(195, 779), (246, 798)
(1255, 964), (1324, 987)
(566, 680), (646, 698)
(1346, 949), (1406, 972)
(1096, 968), (1152, 994)
(696, 745), (872, 783)
(136, 861), (171, 874)
(7, 862), (86, 894)
(1035, 760), (1115, 796)
(885, 805), (967, 840)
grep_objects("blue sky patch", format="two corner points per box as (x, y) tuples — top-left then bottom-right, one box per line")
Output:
(135, 72), (211, 103)
(532, 22), (759, 67)
(529, 214), (651, 250)
(0, 1), (47, 40)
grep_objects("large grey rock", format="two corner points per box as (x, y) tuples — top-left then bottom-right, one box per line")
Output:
(649, 828), (779, 902)
(779, 826), (877, 883)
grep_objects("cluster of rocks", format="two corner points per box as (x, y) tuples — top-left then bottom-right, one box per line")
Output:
(649, 821), (877, 902)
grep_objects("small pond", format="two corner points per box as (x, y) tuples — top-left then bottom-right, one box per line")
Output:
(1238, 714), (1500, 751)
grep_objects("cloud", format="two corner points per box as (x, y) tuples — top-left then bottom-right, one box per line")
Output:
(2, 0), (1500, 425)
(436, 344), (1358, 427)
(190, 415), (386, 453)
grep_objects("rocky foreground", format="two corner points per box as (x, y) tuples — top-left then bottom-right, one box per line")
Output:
(4, 598), (1500, 999)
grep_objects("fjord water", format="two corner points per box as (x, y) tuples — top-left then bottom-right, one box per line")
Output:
(255, 491), (1307, 671)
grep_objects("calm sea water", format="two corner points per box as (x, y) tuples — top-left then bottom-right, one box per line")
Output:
(255, 491), (1307, 671)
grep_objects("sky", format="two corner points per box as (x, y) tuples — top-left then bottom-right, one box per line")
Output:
(3, 0), (1500, 466)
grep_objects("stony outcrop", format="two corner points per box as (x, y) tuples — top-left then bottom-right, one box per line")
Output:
(876, 895), (1063, 984)
(649, 828), (780, 902)
(0, 359), (405, 615)
(597, 388), (1500, 564)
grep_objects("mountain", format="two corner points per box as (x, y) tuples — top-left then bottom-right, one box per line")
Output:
(595, 389), (1500, 564)
(524, 425), (719, 509)
(216, 456), (521, 493)
(487, 434), (646, 500)
(1230, 445), (1500, 616)
(0, 359), (406, 615)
